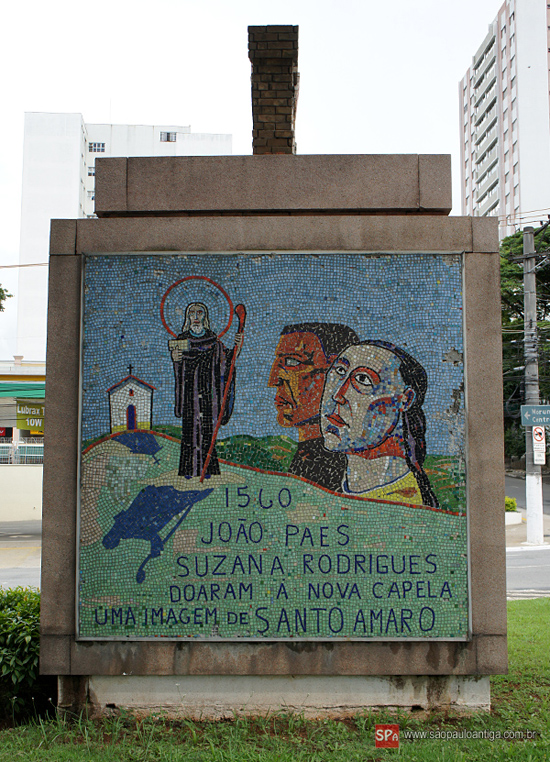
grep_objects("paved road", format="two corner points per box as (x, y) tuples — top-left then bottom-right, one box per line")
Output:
(506, 546), (550, 600)
(0, 567), (40, 589)
(505, 475), (550, 515)
(0, 520), (42, 538)
(0, 520), (42, 589)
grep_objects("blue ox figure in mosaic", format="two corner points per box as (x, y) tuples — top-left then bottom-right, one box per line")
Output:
(321, 340), (439, 506)
(102, 485), (214, 583)
(268, 322), (359, 491)
(170, 302), (244, 478)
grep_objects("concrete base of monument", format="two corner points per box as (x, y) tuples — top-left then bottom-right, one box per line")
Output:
(82, 675), (491, 718)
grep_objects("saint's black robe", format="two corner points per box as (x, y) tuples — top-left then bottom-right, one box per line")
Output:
(173, 329), (235, 477)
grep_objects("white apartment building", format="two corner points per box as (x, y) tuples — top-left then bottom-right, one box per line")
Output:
(15, 112), (232, 362)
(460, 0), (550, 236)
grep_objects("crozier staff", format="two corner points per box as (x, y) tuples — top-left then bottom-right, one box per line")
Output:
(170, 302), (243, 478)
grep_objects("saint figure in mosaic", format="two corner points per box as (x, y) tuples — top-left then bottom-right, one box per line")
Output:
(321, 340), (439, 507)
(268, 322), (359, 490)
(170, 302), (243, 477)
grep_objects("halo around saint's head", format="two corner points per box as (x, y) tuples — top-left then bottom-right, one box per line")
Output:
(160, 276), (234, 339)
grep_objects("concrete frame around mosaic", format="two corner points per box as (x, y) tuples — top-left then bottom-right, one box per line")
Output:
(40, 214), (506, 677)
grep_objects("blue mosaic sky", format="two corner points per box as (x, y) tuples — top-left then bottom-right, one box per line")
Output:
(81, 253), (464, 454)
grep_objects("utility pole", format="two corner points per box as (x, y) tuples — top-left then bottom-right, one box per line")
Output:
(523, 226), (545, 544)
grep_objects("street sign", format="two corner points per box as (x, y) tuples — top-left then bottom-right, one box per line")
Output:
(533, 426), (545, 444)
(533, 426), (546, 465)
(521, 405), (550, 427)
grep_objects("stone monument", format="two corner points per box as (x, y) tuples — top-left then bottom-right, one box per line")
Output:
(40, 26), (506, 717)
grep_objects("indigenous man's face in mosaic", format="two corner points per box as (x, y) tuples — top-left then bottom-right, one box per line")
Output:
(321, 345), (415, 453)
(268, 332), (332, 427)
(187, 304), (206, 335)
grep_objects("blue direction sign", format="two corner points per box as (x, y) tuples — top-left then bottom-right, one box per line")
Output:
(521, 405), (550, 426)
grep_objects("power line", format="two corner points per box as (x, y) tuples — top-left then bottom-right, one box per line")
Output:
(497, 207), (550, 220)
(0, 263), (48, 269)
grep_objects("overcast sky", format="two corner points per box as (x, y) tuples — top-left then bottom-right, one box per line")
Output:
(0, 0), (503, 354)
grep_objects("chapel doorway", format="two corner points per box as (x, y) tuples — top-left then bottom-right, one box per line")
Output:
(126, 405), (136, 431)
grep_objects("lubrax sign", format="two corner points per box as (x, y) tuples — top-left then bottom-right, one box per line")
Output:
(16, 401), (45, 432)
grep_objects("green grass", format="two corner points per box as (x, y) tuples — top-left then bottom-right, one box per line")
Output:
(0, 599), (548, 761)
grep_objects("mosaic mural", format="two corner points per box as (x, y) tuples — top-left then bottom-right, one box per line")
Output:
(78, 253), (468, 640)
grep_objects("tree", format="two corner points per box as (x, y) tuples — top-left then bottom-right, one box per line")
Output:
(0, 283), (12, 312)
(500, 227), (550, 457)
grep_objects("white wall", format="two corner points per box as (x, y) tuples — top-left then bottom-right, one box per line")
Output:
(86, 123), (232, 158)
(4, 114), (233, 363)
(0, 465), (43, 520)
(16, 113), (85, 361)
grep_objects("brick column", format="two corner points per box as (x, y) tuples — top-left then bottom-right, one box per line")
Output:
(248, 25), (299, 155)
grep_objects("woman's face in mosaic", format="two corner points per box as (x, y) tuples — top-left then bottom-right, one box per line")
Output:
(321, 344), (415, 453)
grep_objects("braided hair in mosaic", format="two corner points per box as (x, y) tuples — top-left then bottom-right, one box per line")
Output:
(360, 340), (439, 509)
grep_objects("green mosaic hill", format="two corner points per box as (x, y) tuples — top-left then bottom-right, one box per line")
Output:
(216, 434), (298, 472)
(216, 435), (465, 513)
(82, 431), (465, 513)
